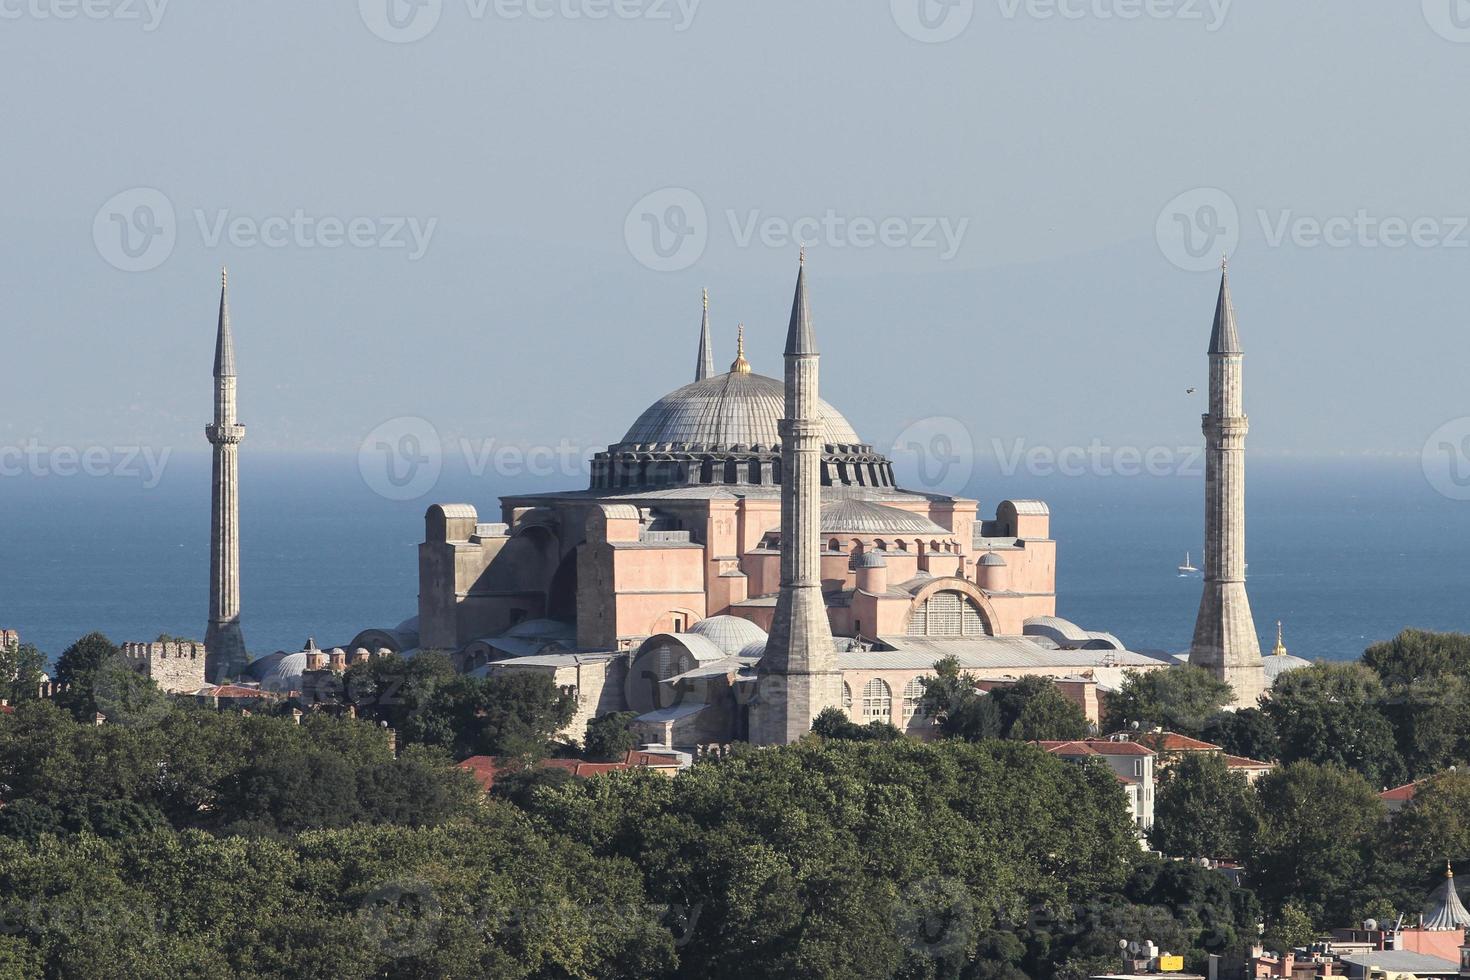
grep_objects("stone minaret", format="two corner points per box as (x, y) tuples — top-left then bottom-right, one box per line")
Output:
(695, 288), (715, 381)
(1189, 260), (1265, 708)
(750, 257), (842, 745)
(205, 268), (248, 682)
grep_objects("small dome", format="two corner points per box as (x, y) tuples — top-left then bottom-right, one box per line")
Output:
(855, 551), (889, 569)
(254, 652), (307, 693)
(1264, 653), (1311, 684)
(688, 615), (769, 657)
(979, 553), (1008, 567)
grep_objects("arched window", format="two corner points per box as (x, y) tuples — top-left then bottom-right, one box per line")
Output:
(861, 678), (892, 720)
(908, 590), (990, 637)
(842, 683), (853, 713)
(829, 538), (841, 553)
(902, 676), (928, 721)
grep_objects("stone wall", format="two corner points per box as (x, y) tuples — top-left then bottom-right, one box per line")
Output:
(122, 641), (207, 694)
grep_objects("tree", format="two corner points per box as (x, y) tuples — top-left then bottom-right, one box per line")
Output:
(919, 655), (1000, 740)
(1263, 662), (1406, 788)
(810, 706), (901, 742)
(1201, 708), (1279, 762)
(1262, 902), (1317, 955)
(1249, 762), (1387, 926)
(51, 632), (120, 721)
(1103, 666), (1233, 736)
(991, 675), (1089, 741)
(1363, 629), (1470, 687)
(0, 639), (46, 704)
(583, 710), (639, 761)
(340, 650), (458, 732)
(1149, 752), (1258, 859)
(408, 671), (576, 760)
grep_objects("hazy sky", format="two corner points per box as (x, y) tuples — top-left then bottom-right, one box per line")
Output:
(4, 1), (1469, 476)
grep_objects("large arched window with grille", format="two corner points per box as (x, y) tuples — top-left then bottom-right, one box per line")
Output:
(907, 590), (990, 637)
(902, 676), (928, 721)
(861, 678), (892, 720)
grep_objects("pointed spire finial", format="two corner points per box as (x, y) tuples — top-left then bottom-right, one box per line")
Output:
(1208, 259), (1242, 355)
(1221, 253), (1229, 273)
(731, 323), (751, 374)
(695, 288), (715, 381)
(784, 255), (817, 356)
(1272, 620), (1288, 657)
(214, 268), (236, 378)
(799, 244), (806, 266)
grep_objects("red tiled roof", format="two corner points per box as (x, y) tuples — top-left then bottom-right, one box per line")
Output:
(1037, 739), (1155, 757)
(1381, 780), (1424, 803)
(1128, 731), (1223, 753)
(1224, 755), (1274, 770)
(197, 685), (279, 698)
(459, 749), (677, 793)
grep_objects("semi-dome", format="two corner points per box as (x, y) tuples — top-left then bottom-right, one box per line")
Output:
(819, 499), (951, 537)
(620, 371), (861, 450)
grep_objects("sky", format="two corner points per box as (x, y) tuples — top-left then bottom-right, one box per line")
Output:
(3, 1), (1470, 485)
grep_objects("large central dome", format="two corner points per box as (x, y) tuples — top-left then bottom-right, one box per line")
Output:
(620, 371), (861, 450)
(589, 369), (895, 492)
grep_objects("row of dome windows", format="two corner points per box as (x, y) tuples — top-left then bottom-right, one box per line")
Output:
(589, 457), (897, 490)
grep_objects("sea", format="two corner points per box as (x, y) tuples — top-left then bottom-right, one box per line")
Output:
(1, 453), (1464, 665)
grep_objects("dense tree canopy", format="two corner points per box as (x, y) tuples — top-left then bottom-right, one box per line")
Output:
(1263, 662), (1406, 789)
(1103, 666), (1233, 736)
(1149, 752), (1258, 860)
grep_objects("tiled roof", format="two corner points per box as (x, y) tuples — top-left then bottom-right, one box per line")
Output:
(1133, 731), (1224, 753)
(617, 371), (861, 450)
(1038, 739), (1155, 758)
(458, 749), (681, 793)
(1381, 779), (1424, 803)
(1224, 755), (1274, 770)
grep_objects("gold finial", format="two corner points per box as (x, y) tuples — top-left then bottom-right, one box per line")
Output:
(1272, 620), (1288, 657)
(1448, 861), (1456, 879)
(730, 323), (751, 374)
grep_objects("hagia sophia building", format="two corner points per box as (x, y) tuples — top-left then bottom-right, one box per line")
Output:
(232, 258), (1306, 746)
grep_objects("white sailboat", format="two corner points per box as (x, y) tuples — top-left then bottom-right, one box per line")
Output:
(1177, 551), (1200, 575)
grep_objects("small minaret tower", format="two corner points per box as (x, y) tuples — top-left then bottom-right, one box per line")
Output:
(1189, 259), (1265, 708)
(695, 288), (715, 381)
(750, 254), (842, 746)
(205, 268), (248, 682)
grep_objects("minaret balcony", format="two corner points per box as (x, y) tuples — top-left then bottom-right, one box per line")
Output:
(206, 423), (246, 445)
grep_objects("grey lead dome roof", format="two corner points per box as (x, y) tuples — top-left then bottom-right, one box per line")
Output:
(820, 499), (952, 536)
(619, 371), (862, 450)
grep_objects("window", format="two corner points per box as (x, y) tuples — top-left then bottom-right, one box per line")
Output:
(842, 683), (853, 712)
(907, 590), (990, 637)
(861, 679), (892, 720)
(671, 615), (687, 633)
(1133, 759), (1144, 777)
(902, 677), (929, 721)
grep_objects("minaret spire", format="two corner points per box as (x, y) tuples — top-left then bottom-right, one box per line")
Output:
(695, 288), (715, 381)
(205, 269), (248, 682)
(751, 257), (841, 746)
(1189, 263), (1265, 707)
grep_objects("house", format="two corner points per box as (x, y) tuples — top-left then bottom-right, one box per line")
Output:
(1037, 738), (1156, 834)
